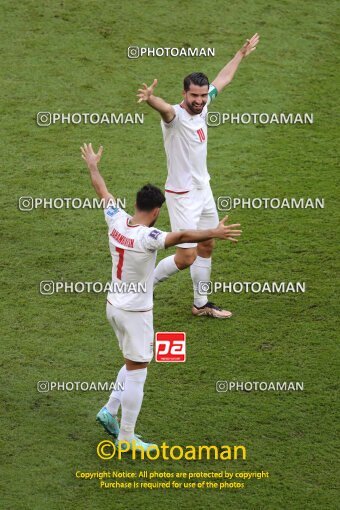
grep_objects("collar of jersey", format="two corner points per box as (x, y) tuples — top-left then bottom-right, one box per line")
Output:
(126, 218), (141, 228)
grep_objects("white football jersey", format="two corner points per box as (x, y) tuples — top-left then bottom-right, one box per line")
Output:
(104, 205), (167, 311)
(161, 85), (217, 192)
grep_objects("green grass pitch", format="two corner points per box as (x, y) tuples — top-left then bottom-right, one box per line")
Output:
(1, 0), (339, 509)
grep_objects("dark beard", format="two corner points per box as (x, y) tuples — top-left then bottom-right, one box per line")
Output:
(186, 102), (204, 115)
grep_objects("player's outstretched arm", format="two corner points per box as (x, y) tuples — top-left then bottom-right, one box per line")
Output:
(137, 79), (175, 123)
(80, 143), (114, 206)
(212, 33), (260, 93)
(164, 215), (242, 248)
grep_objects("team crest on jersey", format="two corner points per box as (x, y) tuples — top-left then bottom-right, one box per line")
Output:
(106, 206), (120, 217)
(149, 229), (162, 240)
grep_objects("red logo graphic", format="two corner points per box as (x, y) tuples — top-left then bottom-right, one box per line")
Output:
(197, 128), (206, 142)
(155, 332), (186, 362)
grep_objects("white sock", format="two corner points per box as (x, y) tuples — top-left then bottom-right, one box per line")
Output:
(118, 368), (147, 442)
(153, 255), (179, 287)
(190, 256), (212, 307)
(106, 365), (127, 416)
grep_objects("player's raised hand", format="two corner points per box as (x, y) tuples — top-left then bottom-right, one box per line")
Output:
(240, 33), (260, 57)
(137, 79), (158, 103)
(215, 215), (242, 243)
(80, 143), (103, 168)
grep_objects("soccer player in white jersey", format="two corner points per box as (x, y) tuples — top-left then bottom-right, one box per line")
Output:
(137, 33), (259, 319)
(81, 143), (242, 451)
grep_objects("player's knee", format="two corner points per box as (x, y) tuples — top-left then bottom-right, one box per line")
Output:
(197, 239), (215, 258)
(175, 250), (197, 269)
(125, 359), (149, 370)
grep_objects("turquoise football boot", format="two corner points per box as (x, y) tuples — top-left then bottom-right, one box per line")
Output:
(96, 407), (120, 439)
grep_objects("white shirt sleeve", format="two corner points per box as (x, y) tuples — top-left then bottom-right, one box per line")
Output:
(139, 227), (168, 252)
(161, 104), (180, 129)
(104, 205), (128, 229)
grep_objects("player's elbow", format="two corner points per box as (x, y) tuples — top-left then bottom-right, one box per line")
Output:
(162, 110), (175, 124)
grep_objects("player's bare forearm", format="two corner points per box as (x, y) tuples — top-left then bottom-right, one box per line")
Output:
(165, 217), (242, 248)
(212, 33), (260, 93)
(146, 95), (175, 123)
(88, 164), (111, 200)
(137, 79), (175, 123)
(80, 143), (114, 205)
(165, 229), (216, 248)
(212, 50), (244, 92)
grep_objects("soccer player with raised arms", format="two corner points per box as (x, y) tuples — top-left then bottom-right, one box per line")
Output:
(81, 143), (241, 451)
(137, 33), (259, 318)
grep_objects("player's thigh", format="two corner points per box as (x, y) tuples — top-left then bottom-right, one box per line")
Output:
(166, 190), (203, 249)
(197, 186), (219, 230)
(106, 300), (125, 351)
(112, 308), (154, 363)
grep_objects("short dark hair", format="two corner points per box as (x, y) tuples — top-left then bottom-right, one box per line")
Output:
(136, 184), (165, 212)
(183, 72), (209, 91)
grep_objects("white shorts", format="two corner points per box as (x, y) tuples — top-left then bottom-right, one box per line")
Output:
(106, 301), (154, 362)
(165, 185), (219, 248)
